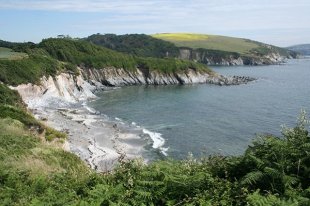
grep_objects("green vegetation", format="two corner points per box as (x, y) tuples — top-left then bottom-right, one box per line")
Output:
(0, 59), (309, 204)
(86, 34), (180, 58)
(0, 54), (74, 85)
(136, 56), (212, 73)
(0, 38), (212, 86)
(38, 38), (137, 70)
(152, 33), (260, 54)
(0, 84), (67, 142)
(0, 84), (24, 106)
(1, 92), (309, 205)
(0, 36), (307, 204)
(0, 47), (28, 60)
(39, 38), (207, 73)
(45, 127), (67, 141)
(152, 33), (292, 57)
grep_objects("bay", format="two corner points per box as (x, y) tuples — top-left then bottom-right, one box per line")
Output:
(89, 58), (310, 159)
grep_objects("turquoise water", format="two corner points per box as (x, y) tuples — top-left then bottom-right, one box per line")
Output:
(89, 58), (310, 159)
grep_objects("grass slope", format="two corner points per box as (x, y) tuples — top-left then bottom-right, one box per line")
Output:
(0, 47), (28, 60)
(152, 33), (288, 56)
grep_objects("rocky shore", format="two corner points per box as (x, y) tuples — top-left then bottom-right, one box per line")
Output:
(12, 67), (256, 171)
(80, 67), (255, 87)
(178, 48), (295, 66)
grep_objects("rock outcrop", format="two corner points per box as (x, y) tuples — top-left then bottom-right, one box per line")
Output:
(12, 67), (255, 107)
(12, 73), (98, 108)
(179, 48), (291, 66)
(80, 67), (255, 87)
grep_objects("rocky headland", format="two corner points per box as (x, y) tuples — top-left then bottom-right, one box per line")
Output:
(178, 48), (295, 66)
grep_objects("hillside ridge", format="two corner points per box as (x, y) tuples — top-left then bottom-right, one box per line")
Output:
(85, 33), (297, 66)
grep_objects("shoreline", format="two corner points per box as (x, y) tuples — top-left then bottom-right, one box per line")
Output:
(32, 103), (149, 172)
(11, 70), (255, 171)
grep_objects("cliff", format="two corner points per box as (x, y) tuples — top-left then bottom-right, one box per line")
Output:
(179, 48), (290, 66)
(87, 33), (295, 66)
(151, 33), (297, 66)
(13, 67), (255, 107)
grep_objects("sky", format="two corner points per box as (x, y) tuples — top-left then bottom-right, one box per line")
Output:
(0, 0), (309, 47)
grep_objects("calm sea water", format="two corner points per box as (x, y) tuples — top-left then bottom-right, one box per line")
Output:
(89, 58), (310, 159)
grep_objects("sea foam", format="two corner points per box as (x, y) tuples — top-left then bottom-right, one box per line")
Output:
(142, 129), (169, 156)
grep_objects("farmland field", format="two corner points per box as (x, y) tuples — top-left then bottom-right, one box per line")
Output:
(151, 33), (260, 54)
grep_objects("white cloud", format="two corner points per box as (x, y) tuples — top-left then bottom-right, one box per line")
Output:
(1, 0), (309, 45)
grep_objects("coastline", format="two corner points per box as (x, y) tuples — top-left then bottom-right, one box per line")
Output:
(31, 103), (149, 172)
(11, 70), (255, 171)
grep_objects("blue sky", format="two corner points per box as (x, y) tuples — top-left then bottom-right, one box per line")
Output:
(0, 0), (309, 46)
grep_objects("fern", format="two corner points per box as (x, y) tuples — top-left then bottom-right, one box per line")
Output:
(242, 171), (264, 185)
(247, 191), (299, 206)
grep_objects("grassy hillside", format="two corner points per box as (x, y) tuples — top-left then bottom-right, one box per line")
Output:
(152, 33), (290, 56)
(152, 33), (259, 54)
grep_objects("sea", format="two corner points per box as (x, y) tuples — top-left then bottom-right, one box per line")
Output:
(88, 58), (310, 159)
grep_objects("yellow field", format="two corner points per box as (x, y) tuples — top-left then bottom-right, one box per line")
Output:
(151, 33), (260, 54)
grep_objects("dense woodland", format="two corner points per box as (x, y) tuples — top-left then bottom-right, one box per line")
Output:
(86, 34), (180, 58)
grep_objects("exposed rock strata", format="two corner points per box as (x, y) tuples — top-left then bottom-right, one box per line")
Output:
(80, 67), (255, 87)
(11, 67), (255, 172)
(179, 48), (292, 66)
(13, 67), (255, 106)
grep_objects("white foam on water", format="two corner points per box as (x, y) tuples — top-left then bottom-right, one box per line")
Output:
(82, 102), (97, 114)
(142, 128), (169, 156)
(115, 117), (122, 121)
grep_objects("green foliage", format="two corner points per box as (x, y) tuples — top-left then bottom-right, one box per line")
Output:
(0, 112), (310, 205)
(86, 33), (180, 58)
(45, 127), (67, 141)
(0, 84), (24, 106)
(247, 191), (299, 206)
(39, 38), (209, 74)
(0, 47), (28, 60)
(0, 105), (41, 129)
(239, 111), (310, 197)
(136, 56), (212, 73)
(0, 38), (212, 87)
(0, 39), (308, 204)
(0, 54), (70, 85)
(39, 38), (137, 70)
(152, 33), (294, 63)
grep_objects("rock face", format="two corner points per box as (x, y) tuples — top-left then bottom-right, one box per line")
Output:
(179, 48), (290, 66)
(12, 73), (98, 108)
(80, 67), (255, 87)
(12, 67), (255, 106)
